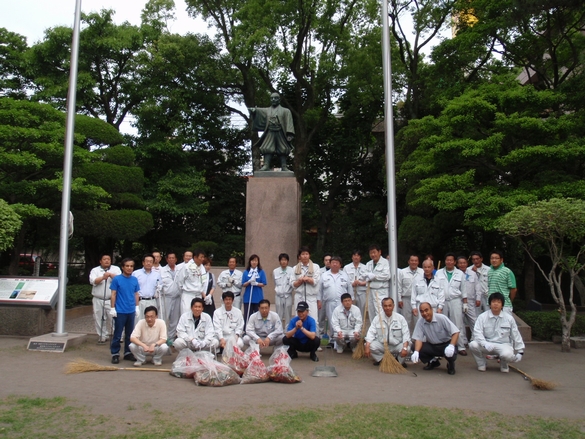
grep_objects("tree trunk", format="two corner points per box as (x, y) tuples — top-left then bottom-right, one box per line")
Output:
(8, 225), (27, 275)
(560, 310), (572, 352)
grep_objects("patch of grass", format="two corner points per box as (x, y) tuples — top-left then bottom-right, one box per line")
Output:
(1, 397), (584, 439)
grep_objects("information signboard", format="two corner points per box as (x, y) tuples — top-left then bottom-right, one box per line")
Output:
(0, 276), (59, 308)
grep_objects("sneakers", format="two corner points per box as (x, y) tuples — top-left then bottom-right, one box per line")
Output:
(134, 361), (144, 367)
(111, 355), (119, 364)
(310, 352), (319, 362)
(458, 350), (467, 356)
(500, 364), (509, 373)
(317, 346), (323, 352)
(153, 360), (162, 366)
(373, 360), (381, 366)
(97, 337), (109, 344)
(288, 350), (298, 359)
(477, 365), (487, 372)
(124, 353), (137, 362)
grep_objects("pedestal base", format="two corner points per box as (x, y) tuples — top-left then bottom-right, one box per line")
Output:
(27, 332), (87, 353)
(245, 174), (301, 303)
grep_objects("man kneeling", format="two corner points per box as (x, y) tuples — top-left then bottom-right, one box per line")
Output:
(129, 306), (170, 367)
(365, 297), (409, 365)
(331, 293), (363, 354)
(243, 299), (283, 350)
(411, 302), (459, 375)
(283, 301), (320, 362)
(469, 292), (525, 373)
(173, 298), (218, 352)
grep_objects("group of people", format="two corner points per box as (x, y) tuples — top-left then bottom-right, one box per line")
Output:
(89, 246), (525, 373)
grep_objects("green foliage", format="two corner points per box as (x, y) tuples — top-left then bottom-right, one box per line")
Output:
(74, 114), (125, 149)
(99, 145), (135, 166)
(0, 199), (21, 252)
(397, 79), (585, 257)
(0, 27), (29, 98)
(76, 161), (144, 195)
(65, 284), (93, 308)
(517, 311), (585, 341)
(74, 210), (153, 240)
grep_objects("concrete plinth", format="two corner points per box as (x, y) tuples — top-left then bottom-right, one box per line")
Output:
(245, 174), (301, 303)
(0, 306), (56, 336)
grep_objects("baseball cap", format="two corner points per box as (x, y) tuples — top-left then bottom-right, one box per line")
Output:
(296, 301), (309, 311)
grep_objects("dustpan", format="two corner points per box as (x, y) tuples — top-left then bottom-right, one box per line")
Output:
(312, 325), (338, 377)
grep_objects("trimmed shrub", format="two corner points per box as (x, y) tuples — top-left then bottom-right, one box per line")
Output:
(517, 311), (585, 340)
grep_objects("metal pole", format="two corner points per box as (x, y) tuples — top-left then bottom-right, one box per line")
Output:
(382, 0), (398, 304)
(54, 0), (82, 336)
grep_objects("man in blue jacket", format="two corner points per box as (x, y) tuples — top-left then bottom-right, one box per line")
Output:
(282, 301), (320, 362)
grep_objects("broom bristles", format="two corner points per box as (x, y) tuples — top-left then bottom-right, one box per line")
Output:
(530, 378), (557, 391)
(379, 350), (407, 374)
(509, 365), (557, 390)
(352, 339), (365, 359)
(65, 358), (118, 374)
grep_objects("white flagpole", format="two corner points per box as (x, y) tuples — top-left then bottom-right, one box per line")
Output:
(381, 0), (398, 304)
(54, 0), (82, 335)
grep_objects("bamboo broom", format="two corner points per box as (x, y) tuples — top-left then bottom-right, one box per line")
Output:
(65, 358), (171, 374)
(376, 290), (407, 374)
(352, 285), (370, 359)
(509, 365), (557, 390)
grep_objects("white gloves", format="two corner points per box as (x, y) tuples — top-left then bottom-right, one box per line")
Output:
(204, 295), (212, 305)
(463, 303), (469, 313)
(514, 353), (523, 363)
(410, 351), (419, 363)
(444, 344), (455, 358)
(251, 280), (258, 286)
(109, 308), (117, 318)
(191, 339), (201, 350)
(135, 305), (140, 318)
(483, 342), (495, 352)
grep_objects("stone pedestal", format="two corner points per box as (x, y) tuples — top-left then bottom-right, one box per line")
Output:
(0, 306), (56, 336)
(245, 173), (301, 303)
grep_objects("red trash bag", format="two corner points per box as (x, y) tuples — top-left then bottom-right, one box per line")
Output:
(241, 342), (269, 384)
(193, 351), (241, 387)
(222, 335), (250, 376)
(170, 349), (199, 379)
(267, 346), (301, 384)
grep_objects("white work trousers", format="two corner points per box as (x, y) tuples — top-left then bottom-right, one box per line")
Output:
(92, 297), (112, 341)
(275, 295), (293, 329)
(129, 343), (170, 363)
(469, 340), (516, 369)
(443, 297), (467, 349)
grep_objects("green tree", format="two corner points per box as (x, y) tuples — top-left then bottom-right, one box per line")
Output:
(497, 198), (585, 352)
(458, 0), (585, 90)
(27, 9), (148, 129)
(0, 97), (109, 274)
(0, 28), (29, 99)
(0, 199), (21, 252)
(397, 76), (585, 257)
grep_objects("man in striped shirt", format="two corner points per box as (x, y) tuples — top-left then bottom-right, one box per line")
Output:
(488, 250), (517, 314)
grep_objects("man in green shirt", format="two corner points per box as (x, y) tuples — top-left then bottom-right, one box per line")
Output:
(488, 250), (517, 314)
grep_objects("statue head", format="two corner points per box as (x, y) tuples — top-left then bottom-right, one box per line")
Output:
(270, 93), (281, 107)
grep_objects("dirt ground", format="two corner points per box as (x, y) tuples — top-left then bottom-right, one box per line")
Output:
(0, 333), (583, 422)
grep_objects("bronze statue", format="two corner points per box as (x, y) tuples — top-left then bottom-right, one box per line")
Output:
(249, 93), (294, 171)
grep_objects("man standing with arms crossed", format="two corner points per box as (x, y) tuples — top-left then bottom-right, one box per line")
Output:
(89, 254), (121, 344)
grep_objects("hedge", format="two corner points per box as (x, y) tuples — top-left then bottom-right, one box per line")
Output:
(516, 311), (585, 340)
(65, 284), (93, 309)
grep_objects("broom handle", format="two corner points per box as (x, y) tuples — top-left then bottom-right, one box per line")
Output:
(361, 285), (370, 337)
(117, 368), (172, 372)
(374, 288), (389, 350)
(509, 365), (533, 380)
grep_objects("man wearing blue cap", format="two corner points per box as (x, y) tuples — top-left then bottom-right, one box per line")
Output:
(282, 301), (320, 362)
